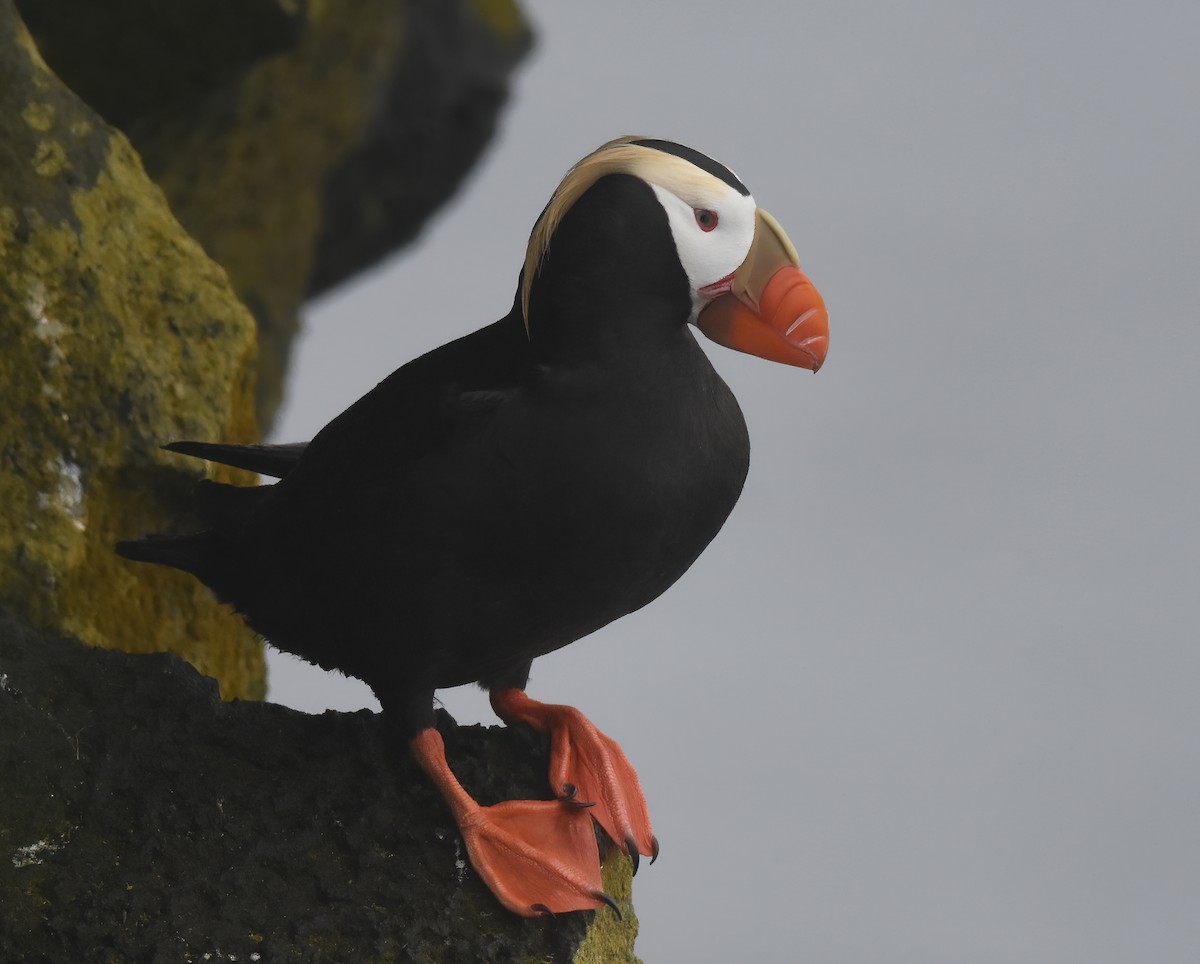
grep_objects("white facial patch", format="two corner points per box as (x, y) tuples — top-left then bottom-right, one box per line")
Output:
(649, 182), (758, 323)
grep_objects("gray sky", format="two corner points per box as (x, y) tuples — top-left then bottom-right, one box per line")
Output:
(268, 2), (1200, 960)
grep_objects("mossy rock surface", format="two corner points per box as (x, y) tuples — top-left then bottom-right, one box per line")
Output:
(20, 0), (533, 428)
(0, 0), (263, 699)
(2, 0), (531, 695)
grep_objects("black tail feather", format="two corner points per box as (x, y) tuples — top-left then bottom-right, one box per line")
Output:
(116, 452), (271, 596)
(115, 532), (214, 580)
(163, 440), (308, 478)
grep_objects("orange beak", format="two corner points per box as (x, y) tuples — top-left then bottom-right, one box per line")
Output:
(695, 209), (829, 372)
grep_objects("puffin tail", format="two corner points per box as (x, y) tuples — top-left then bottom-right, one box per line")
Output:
(116, 530), (243, 605)
(116, 443), (271, 605)
(116, 531), (215, 580)
(115, 476), (267, 601)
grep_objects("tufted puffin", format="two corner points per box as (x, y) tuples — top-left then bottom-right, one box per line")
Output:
(118, 136), (829, 916)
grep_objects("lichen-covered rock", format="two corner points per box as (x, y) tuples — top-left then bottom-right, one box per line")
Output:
(0, 1), (264, 698)
(0, 609), (642, 963)
(20, 0), (533, 428)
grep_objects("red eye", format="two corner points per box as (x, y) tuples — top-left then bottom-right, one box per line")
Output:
(694, 208), (719, 232)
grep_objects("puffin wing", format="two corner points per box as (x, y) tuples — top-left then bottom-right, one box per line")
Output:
(164, 311), (531, 482)
(288, 311), (530, 477)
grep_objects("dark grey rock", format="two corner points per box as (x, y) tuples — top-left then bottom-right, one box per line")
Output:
(0, 608), (640, 962)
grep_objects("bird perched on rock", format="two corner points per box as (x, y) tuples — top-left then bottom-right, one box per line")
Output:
(118, 136), (829, 916)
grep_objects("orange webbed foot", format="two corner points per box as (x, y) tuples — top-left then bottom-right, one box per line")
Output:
(490, 688), (658, 871)
(411, 728), (617, 917)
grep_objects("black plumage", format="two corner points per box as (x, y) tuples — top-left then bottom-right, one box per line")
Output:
(118, 137), (828, 915)
(126, 172), (748, 718)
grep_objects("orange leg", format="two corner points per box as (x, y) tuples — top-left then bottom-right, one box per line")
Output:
(410, 728), (618, 917)
(490, 688), (658, 872)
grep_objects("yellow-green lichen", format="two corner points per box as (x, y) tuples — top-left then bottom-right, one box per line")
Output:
(573, 851), (642, 964)
(21, 100), (55, 131)
(31, 138), (68, 177)
(1, 4), (264, 699)
(471, 0), (527, 40)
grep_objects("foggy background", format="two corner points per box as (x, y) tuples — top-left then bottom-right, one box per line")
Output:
(267, 2), (1199, 961)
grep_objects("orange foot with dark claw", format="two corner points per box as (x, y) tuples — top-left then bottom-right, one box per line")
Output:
(490, 687), (659, 872)
(410, 728), (619, 917)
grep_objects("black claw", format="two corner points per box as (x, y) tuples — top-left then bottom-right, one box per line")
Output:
(559, 783), (595, 809)
(650, 836), (660, 865)
(530, 903), (556, 919)
(625, 834), (640, 876)
(593, 890), (622, 919)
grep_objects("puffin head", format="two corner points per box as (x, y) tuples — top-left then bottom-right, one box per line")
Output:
(521, 136), (829, 372)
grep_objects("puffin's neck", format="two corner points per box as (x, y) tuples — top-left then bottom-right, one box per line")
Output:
(523, 173), (693, 370)
(526, 280), (691, 370)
